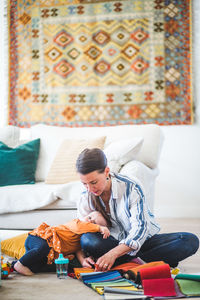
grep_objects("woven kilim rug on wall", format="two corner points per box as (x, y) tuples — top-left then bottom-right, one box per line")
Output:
(8, 0), (193, 127)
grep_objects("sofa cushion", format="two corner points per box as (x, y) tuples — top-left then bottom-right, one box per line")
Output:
(31, 123), (163, 181)
(104, 137), (143, 173)
(1, 233), (27, 259)
(0, 125), (20, 147)
(45, 136), (106, 184)
(0, 182), (58, 214)
(0, 181), (82, 214)
(0, 139), (40, 187)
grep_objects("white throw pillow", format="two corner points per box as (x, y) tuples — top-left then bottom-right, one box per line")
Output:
(104, 137), (144, 173)
(120, 160), (159, 211)
(0, 126), (20, 147)
(0, 182), (58, 214)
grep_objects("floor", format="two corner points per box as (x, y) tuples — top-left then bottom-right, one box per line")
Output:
(1, 218), (200, 300)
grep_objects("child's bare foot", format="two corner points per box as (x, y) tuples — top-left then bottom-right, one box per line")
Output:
(14, 261), (34, 276)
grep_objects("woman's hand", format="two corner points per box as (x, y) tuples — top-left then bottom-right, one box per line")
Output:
(94, 244), (133, 271)
(100, 226), (110, 239)
(94, 252), (117, 271)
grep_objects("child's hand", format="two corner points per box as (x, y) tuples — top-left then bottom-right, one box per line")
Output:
(100, 226), (110, 239)
(81, 256), (95, 268)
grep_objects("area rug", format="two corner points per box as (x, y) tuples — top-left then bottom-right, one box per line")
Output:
(8, 0), (193, 127)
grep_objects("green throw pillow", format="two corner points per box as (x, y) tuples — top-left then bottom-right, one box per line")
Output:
(0, 139), (40, 186)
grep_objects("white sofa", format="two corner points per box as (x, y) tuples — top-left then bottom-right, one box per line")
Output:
(0, 123), (164, 239)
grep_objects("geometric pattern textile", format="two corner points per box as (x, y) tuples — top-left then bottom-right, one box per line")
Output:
(8, 0), (193, 127)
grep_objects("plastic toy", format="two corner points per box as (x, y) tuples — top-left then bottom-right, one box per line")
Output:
(1, 256), (12, 279)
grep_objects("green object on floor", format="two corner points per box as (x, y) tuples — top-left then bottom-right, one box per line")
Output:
(175, 273), (200, 281)
(175, 279), (200, 296)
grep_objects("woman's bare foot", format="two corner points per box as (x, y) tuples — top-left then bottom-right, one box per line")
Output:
(14, 261), (34, 276)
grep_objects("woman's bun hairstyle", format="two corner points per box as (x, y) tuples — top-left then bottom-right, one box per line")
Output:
(76, 148), (107, 175)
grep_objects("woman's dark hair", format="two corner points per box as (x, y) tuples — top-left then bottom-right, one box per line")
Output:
(76, 148), (107, 175)
(76, 148), (111, 227)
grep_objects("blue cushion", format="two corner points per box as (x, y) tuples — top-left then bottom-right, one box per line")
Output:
(0, 139), (40, 186)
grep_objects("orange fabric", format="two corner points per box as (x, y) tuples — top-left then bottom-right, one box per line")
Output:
(128, 261), (166, 275)
(29, 219), (100, 264)
(111, 261), (141, 272)
(74, 267), (95, 279)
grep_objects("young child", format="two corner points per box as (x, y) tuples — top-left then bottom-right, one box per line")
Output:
(14, 211), (110, 276)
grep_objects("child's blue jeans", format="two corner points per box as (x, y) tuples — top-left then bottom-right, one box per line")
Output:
(80, 231), (199, 268)
(19, 235), (56, 273)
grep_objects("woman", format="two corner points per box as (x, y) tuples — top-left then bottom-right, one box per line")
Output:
(76, 148), (199, 271)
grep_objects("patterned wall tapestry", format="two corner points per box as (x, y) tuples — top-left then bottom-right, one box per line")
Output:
(8, 0), (193, 127)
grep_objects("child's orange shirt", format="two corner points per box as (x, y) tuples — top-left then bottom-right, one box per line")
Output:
(29, 219), (100, 264)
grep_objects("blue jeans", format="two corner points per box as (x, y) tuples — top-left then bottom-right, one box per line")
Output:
(80, 232), (199, 268)
(19, 235), (56, 273)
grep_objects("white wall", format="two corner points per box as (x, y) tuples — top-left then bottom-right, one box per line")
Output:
(154, 125), (200, 218)
(0, 1), (8, 125)
(154, 1), (200, 218)
(0, 1), (199, 218)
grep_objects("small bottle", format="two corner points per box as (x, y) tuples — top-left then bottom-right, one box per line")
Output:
(55, 254), (69, 279)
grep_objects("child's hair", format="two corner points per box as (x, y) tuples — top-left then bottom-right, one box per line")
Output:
(76, 148), (107, 175)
